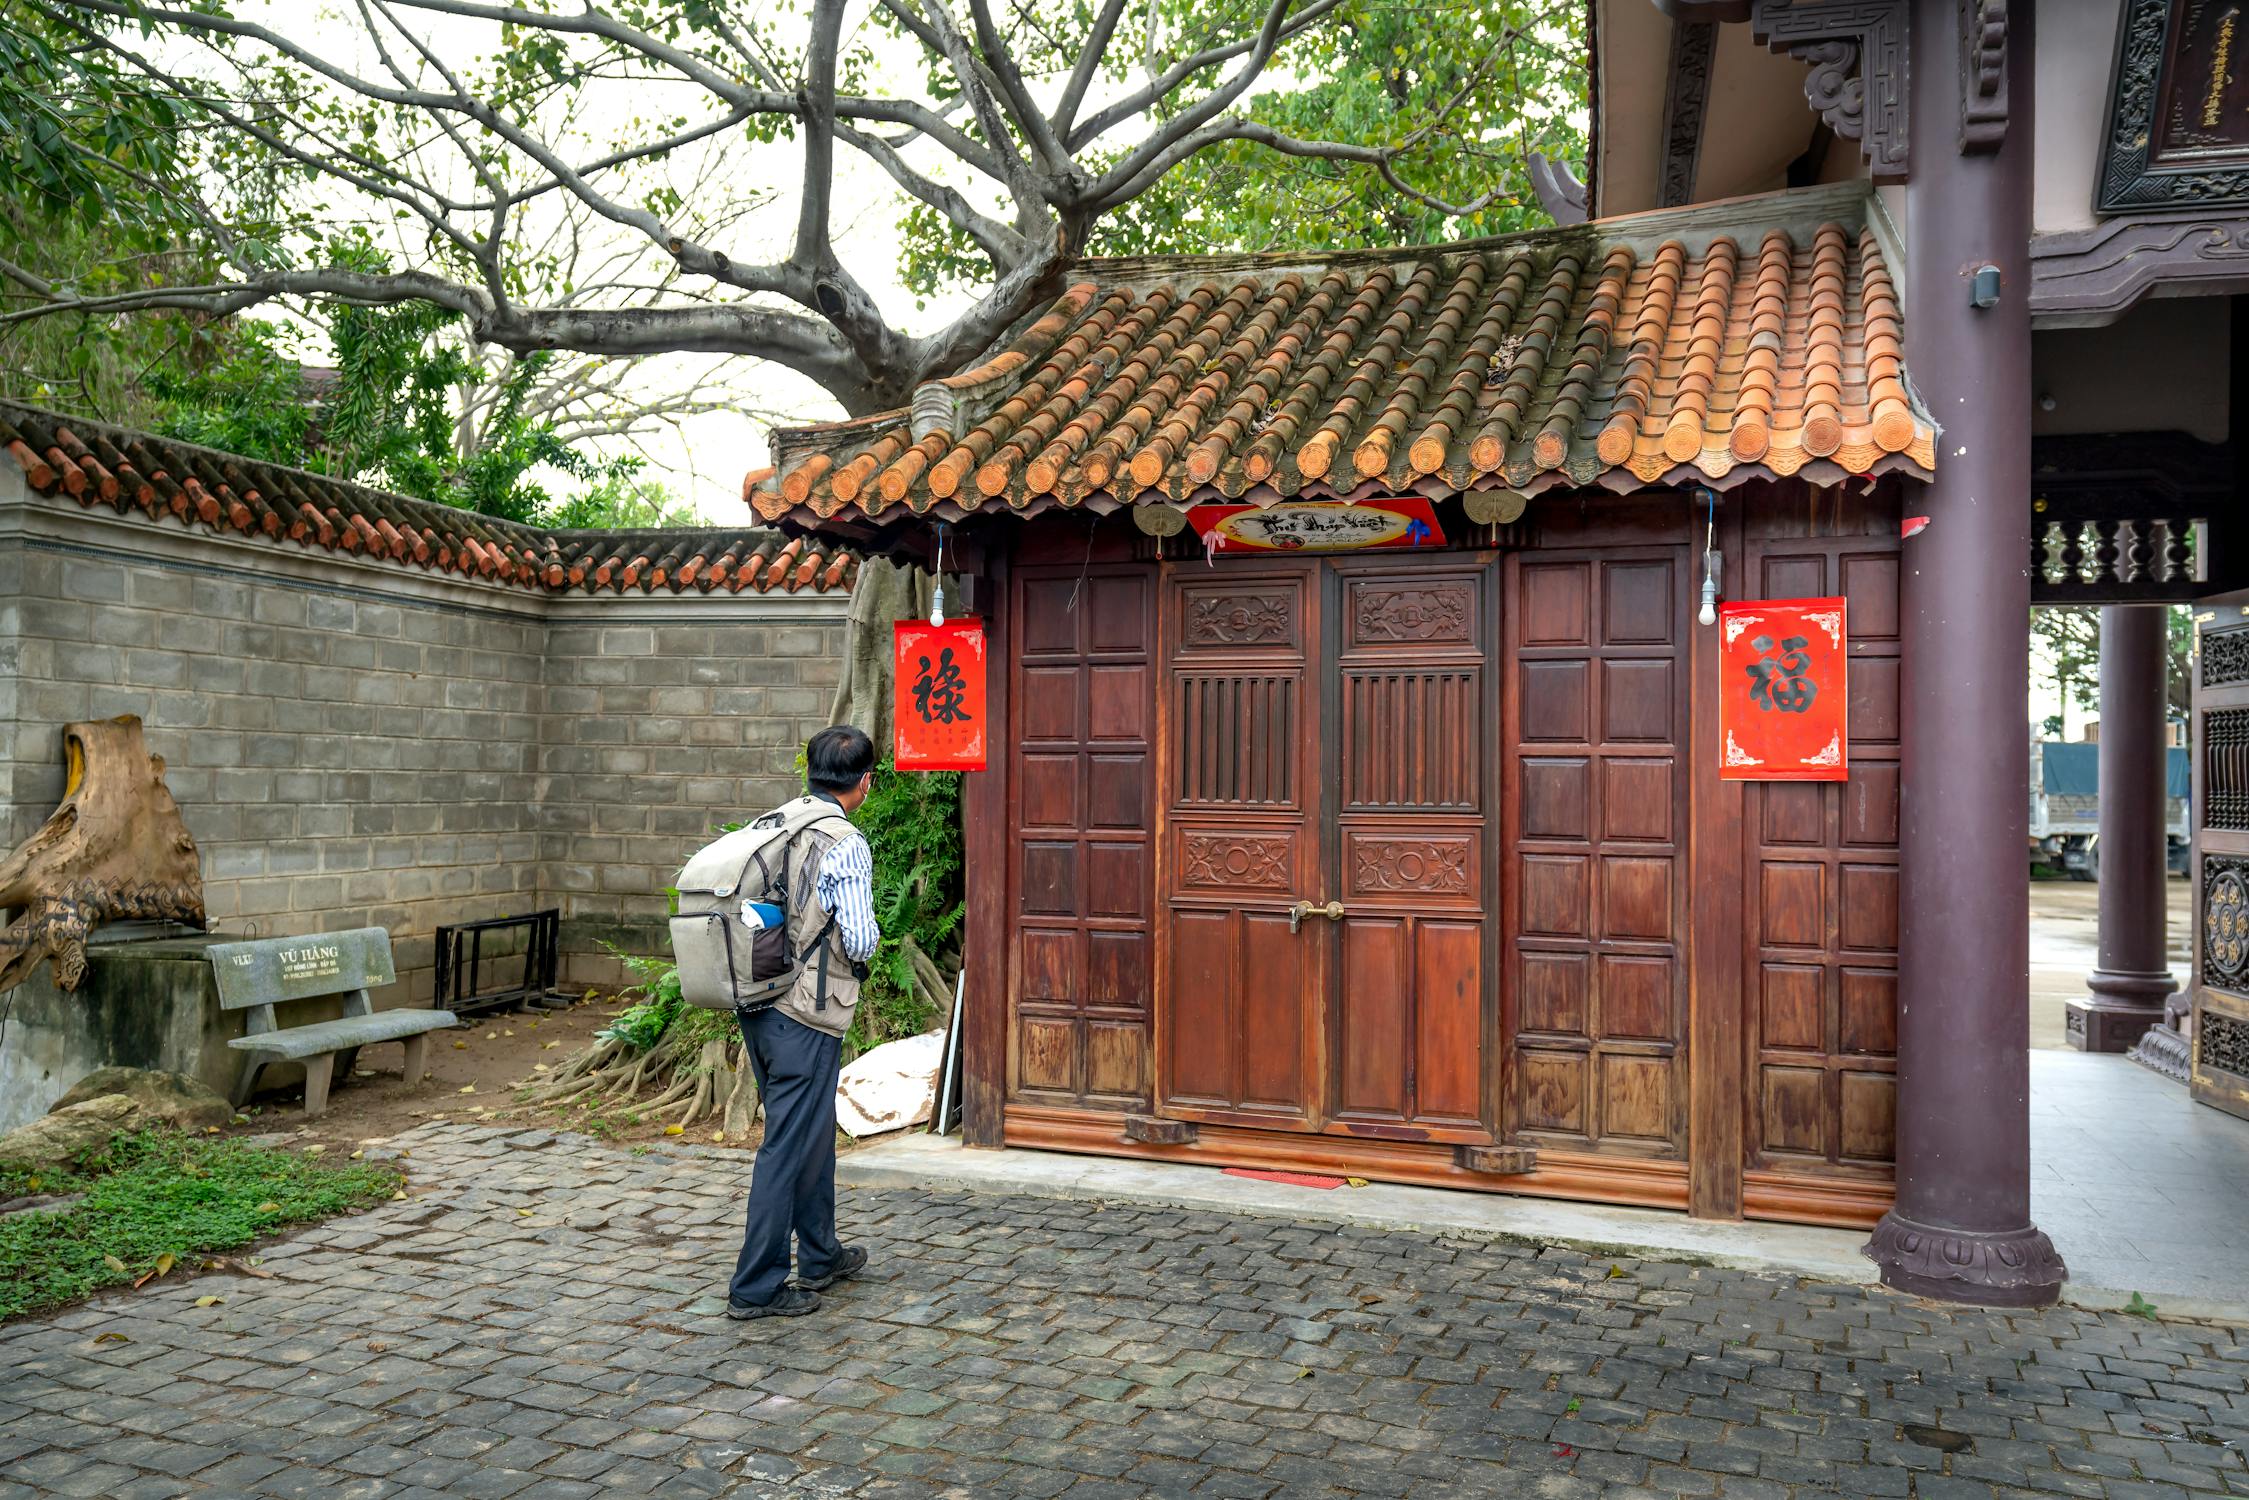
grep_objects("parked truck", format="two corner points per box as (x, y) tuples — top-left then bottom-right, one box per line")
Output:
(2027, 738), (2191, 879)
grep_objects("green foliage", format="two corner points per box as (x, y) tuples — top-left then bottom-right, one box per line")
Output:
(899, 0), (1587, 298)
(147, 291), (641, 525)
(2124, 1290), (2161, 1320)
(848, 761), (965, 1051)
(0, 1131), (401, 1322)
(145, 322), (322, 467)
(596, 947), (686, 1051)
(0, 6), (193, 255)
(548, 474), (703, 530)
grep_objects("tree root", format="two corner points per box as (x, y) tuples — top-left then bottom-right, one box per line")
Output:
(526, 1028), (760, 1136)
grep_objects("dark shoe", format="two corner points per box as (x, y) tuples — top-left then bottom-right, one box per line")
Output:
(797, 1245), (867, 1291)
(725, 1286), (821, 1320)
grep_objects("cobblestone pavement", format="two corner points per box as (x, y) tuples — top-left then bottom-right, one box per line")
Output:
(3, 1124), (2247, 1500)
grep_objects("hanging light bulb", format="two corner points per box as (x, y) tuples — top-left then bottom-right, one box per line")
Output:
(1696, 487), (1720, 627)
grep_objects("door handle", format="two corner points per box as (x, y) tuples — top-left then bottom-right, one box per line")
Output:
(1288, 899), (1346, 933)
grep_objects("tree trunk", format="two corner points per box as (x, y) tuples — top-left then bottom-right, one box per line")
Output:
(0, 717), (206, 993)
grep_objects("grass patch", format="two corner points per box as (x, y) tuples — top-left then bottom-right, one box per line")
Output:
(0, 1131), (402, 1321)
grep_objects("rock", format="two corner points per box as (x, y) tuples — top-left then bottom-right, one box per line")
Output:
(50, 1067), (230, 1132)
(834, 1031), (946, 1139)
(0, 1068), (232, 1169)
(0, 1094), (140, 1169)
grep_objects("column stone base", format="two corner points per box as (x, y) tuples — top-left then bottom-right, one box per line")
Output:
(1864, 1212), (2067, 1307)
(2064, 997), (2171, 1053)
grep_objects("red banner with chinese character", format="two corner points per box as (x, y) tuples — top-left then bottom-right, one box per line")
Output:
(893, 619), (987, 771)
(1719, 597), (1848, 782)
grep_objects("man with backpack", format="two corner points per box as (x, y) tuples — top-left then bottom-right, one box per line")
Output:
(722, 725), (881, 1320)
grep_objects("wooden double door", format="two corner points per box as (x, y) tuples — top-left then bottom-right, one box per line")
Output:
(1156, 555), (1496, 1141)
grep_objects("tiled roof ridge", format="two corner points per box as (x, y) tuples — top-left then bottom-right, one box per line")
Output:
(753, 184), (1935, 533)
(0, 400), (853, 597)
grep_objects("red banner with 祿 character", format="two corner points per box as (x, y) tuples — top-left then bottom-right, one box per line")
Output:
(893, 619), (987, 771)
(1719, 597), (1848, 782)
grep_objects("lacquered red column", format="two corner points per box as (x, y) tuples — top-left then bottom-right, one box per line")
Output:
(2068, 605), (2178, 1051)
(1864, 0), (2065, 1305)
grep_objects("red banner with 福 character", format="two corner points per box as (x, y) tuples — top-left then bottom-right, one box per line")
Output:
(893, 619), (987, 771)
(1718, 597), (1848, 782)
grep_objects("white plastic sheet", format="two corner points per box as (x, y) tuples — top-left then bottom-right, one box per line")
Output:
(834, 1030), (945, 1138)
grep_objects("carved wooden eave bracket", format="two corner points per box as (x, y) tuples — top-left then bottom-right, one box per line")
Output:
(1660, 0), (1914, 181)
(2030, 218), (2249, 328)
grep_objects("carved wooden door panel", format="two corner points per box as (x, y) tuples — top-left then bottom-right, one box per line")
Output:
(1158, 564), (1327, 1129)
(1330, 559), (1494, 1140)
(2192, 611), (2249, 1122)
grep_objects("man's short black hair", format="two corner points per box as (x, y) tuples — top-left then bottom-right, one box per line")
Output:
(806, 725), (877, 793)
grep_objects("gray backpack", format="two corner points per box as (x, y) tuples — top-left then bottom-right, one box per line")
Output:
(669, 798), (851, 1014)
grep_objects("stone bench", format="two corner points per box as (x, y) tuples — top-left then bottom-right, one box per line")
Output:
(212, 928), (456, 1118)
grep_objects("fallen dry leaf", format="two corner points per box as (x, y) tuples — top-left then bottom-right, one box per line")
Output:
(350, 1151), (363, 1160)
(194, 1296), (223, 1308)
(458, 1085), (477, 1095)
(102, 1254), (127, 1274)
(453, 1040), (468, 1050)
(516, 1208), (534, 1217)
(301, 1144), (325, 1156)
(93, 1331), (128, 1344)
(710, 1131), (724, 1142)
(154, 1253), (175, 1276)
(663, 1124), (684, 1136)
(484, 1031), (496, 1040)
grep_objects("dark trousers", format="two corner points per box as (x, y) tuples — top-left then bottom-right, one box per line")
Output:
(729, 1005), (845, 1306)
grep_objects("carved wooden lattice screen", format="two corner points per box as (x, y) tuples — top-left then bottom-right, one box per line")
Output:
(2193, 614), (2249, 1122)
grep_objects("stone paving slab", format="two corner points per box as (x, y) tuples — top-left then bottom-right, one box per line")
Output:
(2, 1122), (2246, 1499)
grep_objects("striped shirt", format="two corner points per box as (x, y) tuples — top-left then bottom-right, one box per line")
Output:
(814, 818), (881, 961)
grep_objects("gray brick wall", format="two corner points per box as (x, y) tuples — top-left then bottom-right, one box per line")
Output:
(0, 475), (848, 1006)
(537, 608), (848, 989)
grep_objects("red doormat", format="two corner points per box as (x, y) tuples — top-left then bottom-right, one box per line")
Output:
(1221, 1167), (1346, 1190)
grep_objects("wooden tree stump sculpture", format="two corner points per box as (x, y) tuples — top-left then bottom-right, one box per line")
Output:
(0, 717), (205, 993)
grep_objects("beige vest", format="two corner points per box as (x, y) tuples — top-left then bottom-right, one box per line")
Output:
(778, 799), (863, 1036)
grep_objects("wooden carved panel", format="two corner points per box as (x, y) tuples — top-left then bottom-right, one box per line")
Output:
(1180, 584), (1298, 648)
(2203, 855), (2249, 989)
(1348, 580), (1474, 646)
(1180, 831), (1295, 892)
(2204, 626), (2249, 688)
(2201, 1012), (2249, 1078)
(1347, 834), (1473, 897)
(2205, 708), (2249, 832)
